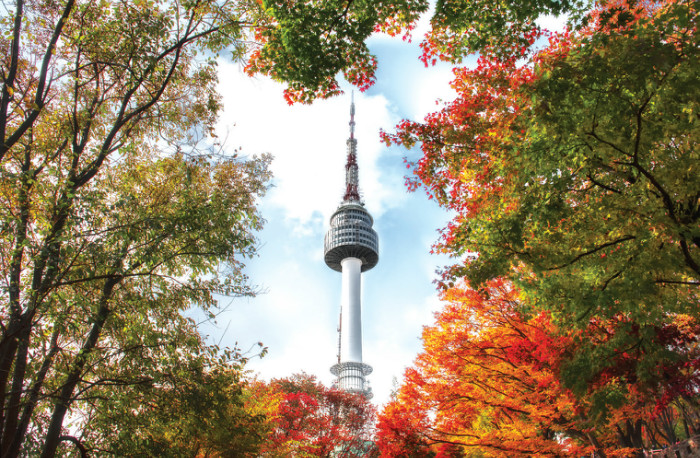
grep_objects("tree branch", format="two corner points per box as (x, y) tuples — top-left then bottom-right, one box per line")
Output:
(547, 235), (635, 271)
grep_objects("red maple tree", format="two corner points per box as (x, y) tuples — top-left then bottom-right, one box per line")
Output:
(247, 373), (377, 457)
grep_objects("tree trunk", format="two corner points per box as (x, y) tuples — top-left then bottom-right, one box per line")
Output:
(1, 326), (30, 457)
(40, 277), (119, 458)
(5, 328), (61, 457)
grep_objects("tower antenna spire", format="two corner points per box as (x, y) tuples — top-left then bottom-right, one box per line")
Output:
(349, 91), (355, 139)
(343, 93), (360, 202)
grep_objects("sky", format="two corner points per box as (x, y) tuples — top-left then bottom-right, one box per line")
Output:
(197, 15), (466, 408)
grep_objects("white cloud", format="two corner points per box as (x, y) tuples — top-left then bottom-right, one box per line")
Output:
(536, 14), (569, 32)
(204, 255), (339, 385)
(408, 66), (456, 120)
(216, 64), (406, 229)
(368, 293), (442, 406)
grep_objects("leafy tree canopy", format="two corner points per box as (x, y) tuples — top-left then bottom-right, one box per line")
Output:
(376, 0), (699, 455)
(245, 0), (596, 102)
(384, 0), (699, 339)
(0, 0), (362, 454)
(377, 280), (700, 457)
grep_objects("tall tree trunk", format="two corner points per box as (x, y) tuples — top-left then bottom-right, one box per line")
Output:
(586, 431), (607, 458)
(1, 326), (30, 458)
(5, 327), (61, 457)
(40, 277), (119, 458)
(0, 153), (33, 455)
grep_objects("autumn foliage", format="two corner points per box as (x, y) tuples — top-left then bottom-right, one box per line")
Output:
(377, 280), (601, 456)
(377, 279), (700, 456)
(2, 0), (696, 454)
(378, 0), (699, 455)
(247, 374), (377, 457)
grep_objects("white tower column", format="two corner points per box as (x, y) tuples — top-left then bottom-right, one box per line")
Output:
(340, 257), (363, 363)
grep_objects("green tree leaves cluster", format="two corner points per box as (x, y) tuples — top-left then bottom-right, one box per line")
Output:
(81, 345), (269, 457)
(517, 4), (700, 323)
(245, 0), (429, 102)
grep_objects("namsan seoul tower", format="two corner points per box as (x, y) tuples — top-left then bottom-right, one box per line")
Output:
(324, 97), (378, 398)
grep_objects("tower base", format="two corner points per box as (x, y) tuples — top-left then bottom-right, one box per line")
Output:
(330, 361), (373, 399)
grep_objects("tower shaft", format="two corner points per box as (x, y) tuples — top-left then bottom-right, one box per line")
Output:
(340, 257), (363, 363)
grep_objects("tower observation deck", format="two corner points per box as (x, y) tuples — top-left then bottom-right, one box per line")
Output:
(324, 96), (378, 398)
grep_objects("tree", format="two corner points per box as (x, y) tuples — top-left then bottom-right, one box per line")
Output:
(376, 280), (602, 457)
(74, 342), (269, 457)
(376, 280), (700, 457)
(244, 0), (592, 103)
(248, 373), (377, 457)
(386, 0), (699, 324)
(1, 142), (272, 455)
(419, 0), (586, 65)
(0, 0), (363, 454)
(244, 0), (429, 103)
(381, 0), (699, 419)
